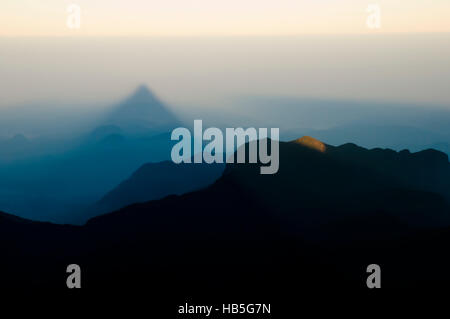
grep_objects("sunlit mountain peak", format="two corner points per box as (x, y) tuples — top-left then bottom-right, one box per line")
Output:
(293, 136), (327, 153)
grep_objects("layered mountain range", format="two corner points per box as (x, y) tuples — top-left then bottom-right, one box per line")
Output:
(1, 137), (449, 300)
(0, 86), (180, 223)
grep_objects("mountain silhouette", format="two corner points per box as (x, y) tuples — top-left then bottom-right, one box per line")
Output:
(85, 125), (124, 143)
(90, 160), (225, 217)
(1, 137), (450, 303)
(104, 85), (180, 134)
(0, 87), (182, 223)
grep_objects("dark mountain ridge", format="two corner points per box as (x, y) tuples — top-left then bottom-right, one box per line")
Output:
(1, 137), (450, 300)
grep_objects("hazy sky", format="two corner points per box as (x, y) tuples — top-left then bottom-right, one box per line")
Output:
(1, 34), (450, 109)
(2, 0), (450, 36)
(1, 2), (450, 110)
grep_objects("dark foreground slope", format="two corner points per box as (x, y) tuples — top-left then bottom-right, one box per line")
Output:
(1, 138), (450, 308)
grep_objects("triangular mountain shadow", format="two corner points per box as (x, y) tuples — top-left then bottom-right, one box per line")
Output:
(104, 85), (180, 134)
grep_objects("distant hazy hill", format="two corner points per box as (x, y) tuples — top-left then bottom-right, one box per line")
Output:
(0, 86), (184, 223)
(104, 85), (180, 134)
(91, 160), (225, 217)
(85, 125), (124, 143)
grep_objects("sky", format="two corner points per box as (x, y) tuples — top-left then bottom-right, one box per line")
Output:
(1, 0), (450, 36)
(1, 34), (450, 109)
(1, 2), (450, 110)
